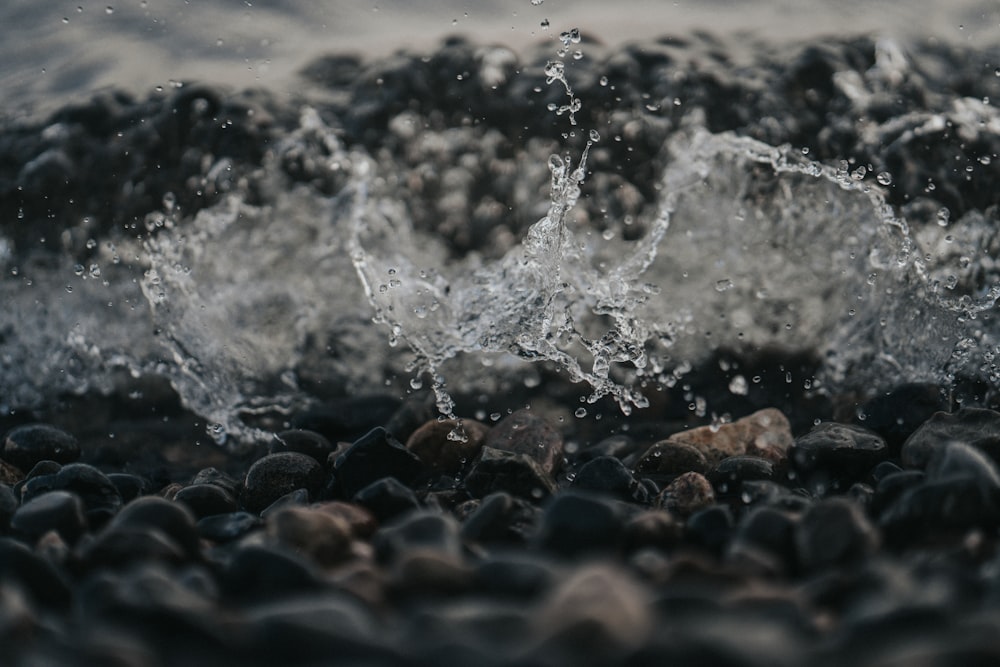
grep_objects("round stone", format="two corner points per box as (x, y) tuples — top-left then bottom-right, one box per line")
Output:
(241, 452), (327, 514)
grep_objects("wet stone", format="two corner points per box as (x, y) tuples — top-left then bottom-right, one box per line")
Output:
(374, 510), (463, 567)
(21, 463), (122, 527)
(265, 506), (354, 568)
(791, 422), (888, 483)
(665, 408), (794, 465)
(0, 459), (24, 486)
(484, 409), (564, 476)
(730, 506), (797, 566)
(405, 418), (489, 475)
(106, 473), (147, 503)
(572, 455), (650, 504)
(460, 491), (541, 545)
(174, 483), (239, 518)
(77, 524), (188, 571)
(656, 471), (716, 516)
(352, 476), (421, 522)
(685, 504), (734, 555)
(706, 456), (776, 495)
(290, 395), (402, 443)
(334, 427), (424, 499)
(576, 434), (639, 462)
(260, 488), (311, 520)
(623, 510), (684, 553)
(0, 537), (72, 608)
(10, 490), (87, 544)
(2, 424), (80, 471)
(221, 544), (325, 602)
(464, 446), (558, 500)
(856, 383), (948, 453)
(634, 440), (709, 478)
(312, 500), (378, 539)
(108, 496), (201, 560)
(269, 429), (337, 462)
(241, 452), (326, 514)
(472, 552), (560, 600)
(534, 491), (630, 558)
(197, 511), (262, 543)
(901, 408), (1000, 469)
(796, 497), (878, 572)
(189, 467), (240, 496)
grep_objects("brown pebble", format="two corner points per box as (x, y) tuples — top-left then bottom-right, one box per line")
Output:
(266, 506), (354, 567)
(623, 510), (684, 552)
(312, 501), (379, 538)
(657, 471), (715, 516)
(484, 409), (564, 475)
(405, 418), (489, 475)
(158, 482), (184, 501)
(0, 459), (24, 486)
(666, 408), (793, 465)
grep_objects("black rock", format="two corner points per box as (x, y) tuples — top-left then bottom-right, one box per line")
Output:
(706, 456), (776, 495)
(460, 491), (541, 545)
(795, 497), (878, 572)
(0, 484), (16, 530)
(10, 490), (88, 544)
(197, 511), (262, 543)
(25, 460), (63, 479)
(472, 552), (560, 600)
(0, 537), (72, 608)
(685, 505), (734, 555)
(901, 408), (1000, 469)
(21, 463), (122, 527)
(464, 446), (558, 500)
(291, 396), (402, 443)
(222, 544), (326, 601)
(373, 510), (462, 565)
(856, 383), (948, 453)
(352, 476), (421, 522)
(534, 491), (630, 558)
(484, 409), (565, 476)
(729, 506), (797, 569)
(270, 429), (337, 462)
(189, 467), (241, 496)
(259, 488), (311, 519)
(106, 473), (148, 503)
(791, 422), (888, 486)
(174, 483), (239, 518)
(572, 455), (650, 504)
(2, 424), (80, 471)
(334, 427), (424, 498)
(577, 434), (639, 462)
(110, 496), (201, 559)
(77, 524), (189, 571)
(241, 452), (326, 514)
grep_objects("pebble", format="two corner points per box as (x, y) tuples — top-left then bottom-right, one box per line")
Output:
(856, 383), (948, 452)
(260, 488), (311, 519)
(464, 446), (558, 500)
(901, 408), (1000, 469)
(633, 440), (709, 477)
(241, 452), (326, 514)
(312, 500), (378, 539)
(352, 476), (421, 522)
(221, 544), (326, 602)
(0, 459), (23, 486)
(656, 471), (716, 516)
(174, 482), (239, 518)
(623, 510), (684, 553)
(729, 506), (797, 568)
(265, 506), (354, 567)
(20, 463), (122, 527)
(107, 473), (148, 503)
(472, 552), (560, 600)
(196, 511), (262, 543)
(684, 504), (734, 554)
(791, 422), (888, 484)
(373, 510), (463, 566)
(0, 537), (72, 608)
(2, 424), (80, 471)
(189, 467), (241, 496)
(333, 427), (424, 498)
(77, 523), (188, 571)
(706, 455), (776, 495)
(572, 455), (649, 503)
(534, 491), (629, 558)
(0, 484), (16, 530)
(269, 429), (338, 462)
(577, 434), (640, 462)
(290, 395), (402, 443)
(405, 418), (489, 474)
(484, 409), (564, 476)
(104, 495), (201, 559)
(10, 490), (88, 544)
(664, 408), (794, 465)
(460, 491), (541, 545)
(795, 497), (879, 572)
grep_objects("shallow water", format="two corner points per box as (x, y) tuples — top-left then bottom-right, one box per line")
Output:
(2, 2), (1000, 445)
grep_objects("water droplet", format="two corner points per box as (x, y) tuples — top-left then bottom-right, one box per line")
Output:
(589, 129), (600, 142)
(936, 207), (951, 227)
(531, 0), (543, 5)
(599, 76), (608, 86)
(105, 6), (114, 14)
(410, 376), (423, 390)
(73, 264), (85, 277)
(876, 171), (892, 185)
(540, 18), (549, 28)
(574, 407), (587, 418)
(715, 278), (733, 292)
(728, 375), (748, 395)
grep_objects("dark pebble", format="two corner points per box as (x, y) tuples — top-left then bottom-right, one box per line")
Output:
(334, 427), (424, 498)
(791, 422), (888, 488)
(0, 458), (23, 486)
(24, 460), (62, 479)
(472, 552), (560, 600)
(197, 511), (262, 543)
(106, 473), (148, 503)
(855, 383), (948, 452)
(0, 537), (72, 608)
(373, 510), (462, 565)
(729, 506), (797, 569)
(352, 476), (421, 522)
(2, 424), (80, 471)
(796, 497), (878, 572)
(222, 544), (326, 601)
(270, 429), (337, 462)
(623, 510), (684, 553)
(265, 506), (354, 567)
(260, 488), (311, 519)
(706, 455), (776, 495)
(685, 504), (734, 555)
(633, 440), (710, 478)
(21, 463), (122, 527)
(576, 434), (639, 463)
(189, 467), (241, 496)
(460, 491), (541, 545)
(901, 408), (1000, 469)
(77, 524), (188, 570)
(656, 471), (716, 516)
(572, 455), (650, 503)
(484, 409), (564, 476)
(464, 446), (558, 500)
(174, 483), (239, 518)
(534, 491), (630, 558)
(241, 452), (326, 514)
(10, 490), (88, 544)
(405, 418), (488, 475)
(0, 484), (17, 530)
(110, 495), (201, 559)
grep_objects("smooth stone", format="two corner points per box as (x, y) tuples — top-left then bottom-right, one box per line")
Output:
(174, 483), (239, 518)
(664, 408), (794, 465)
(880, 477), (1000, 542)
(405, 418), (489, 475)
(729, 506), (797, 565)
(633, 440), (709, 477)
(106, 473), (148, 503)
(706, 456), (775, 494)
(373, 510), (463, 565)
(856, 383), (948, 452)
(484, 409), (564, 476)
(576, 434), (639, 462)
(0, 459), (25, 486)
(472, 552), (560, 600)
(388, 549), (473, 598)
(241, 452), (326, 514)
(2, 424), (80, 471)
(312, 501), (378, 539)
(791, 422), (888, 482)
(460, 491), (541, 545)
(334, 427), (424, 499)
(533, 491), (630, 558)
(0, 537), (72, 608)
(927, 440), (1000, 488)
(270, 429), (338, 462)
(265, 506), (354, 567)
(21, 463), (122, 527)
(796, 497), (878, 572)
(110, 496), (201, 559)
(464, 446), (558, 500)
(901, 408), (1000, 469)
(656, 471), (716, 516)
(189, 467), (240, 496)
(10, 490), (87, 544)
(221, 544), (326, 601)
(25, 460), (62, 479)
(259, 488), (311, 520)
(685, 504), (734, 554)
(197, 511), (262, 542)
(572, 455), (649, 503)
(623, 510), (684, 552)
(77, 524), (188, 570)
(352, 476), (421, 522)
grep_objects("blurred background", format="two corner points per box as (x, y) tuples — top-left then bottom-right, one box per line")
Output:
(2, 0), (997, 112)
